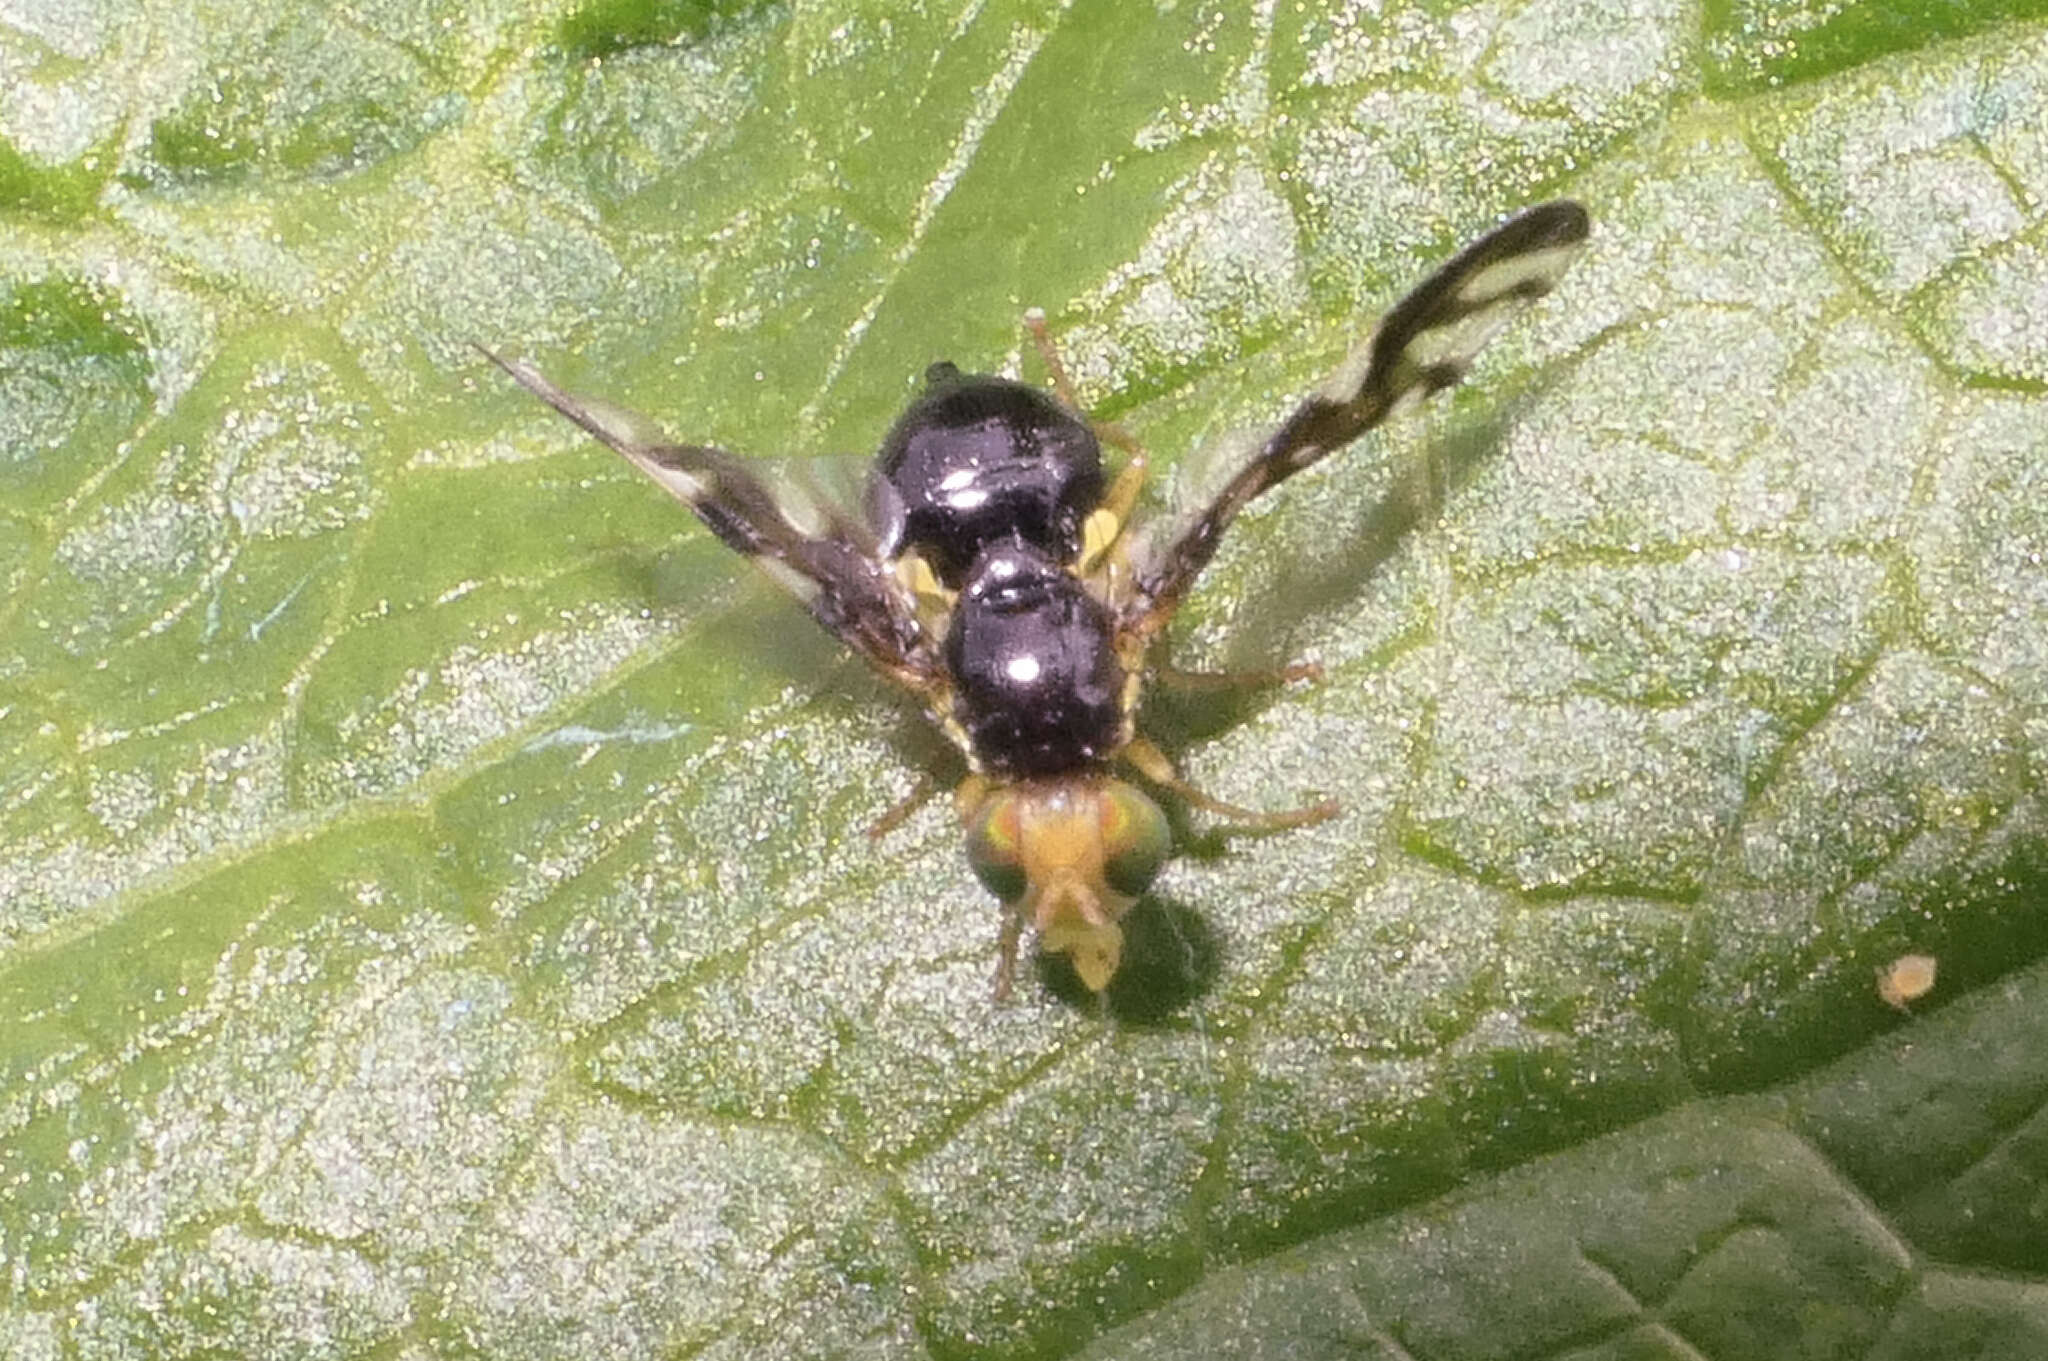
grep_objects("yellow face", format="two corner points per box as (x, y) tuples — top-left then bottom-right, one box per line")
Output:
(964, 777), (1171, 991)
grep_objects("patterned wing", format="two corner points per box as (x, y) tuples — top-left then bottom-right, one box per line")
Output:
(1128, 200), (1590, 628)
(477, 346), (936, 690)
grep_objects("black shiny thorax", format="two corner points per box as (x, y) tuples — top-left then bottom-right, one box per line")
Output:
(874, 363), (1104, 588)
(945, 539), (1125, 778)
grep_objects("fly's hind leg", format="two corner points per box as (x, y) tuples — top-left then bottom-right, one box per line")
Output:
(1122, 734), (1339, 832)
(866, 771), (938, 840)
(1023, 309), (1148, 554)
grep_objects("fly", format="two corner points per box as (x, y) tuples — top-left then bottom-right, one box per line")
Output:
(480, 199), (1590, 998)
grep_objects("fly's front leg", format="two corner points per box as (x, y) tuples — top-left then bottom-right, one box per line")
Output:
(1121, 735), (1338, 831)
(955, 772), (1026, 1000)
(993, 903), (1026, 1001)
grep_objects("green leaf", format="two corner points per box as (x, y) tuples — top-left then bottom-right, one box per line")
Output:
(1083, 951), (2048, 1359)
(3, 1), (2045, 1357)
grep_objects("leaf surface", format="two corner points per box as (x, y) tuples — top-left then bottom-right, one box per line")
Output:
(2, 1), (2045, 1356)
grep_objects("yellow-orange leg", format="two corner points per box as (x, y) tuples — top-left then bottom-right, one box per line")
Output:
(1023, 308), (1149, 531)
(1154, 658), (1325, 693)
(993, 904), (1025, 1001)
(1121, 735), (1339, 831)
(866, 772), (939, 840)
(952, 772), (993, 821)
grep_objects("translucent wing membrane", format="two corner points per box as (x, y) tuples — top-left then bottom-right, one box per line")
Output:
(477, 346), (936, 688)
(1129, 200), (1590, 626)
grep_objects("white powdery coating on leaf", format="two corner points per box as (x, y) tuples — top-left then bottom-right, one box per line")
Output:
(1727, 652), (2028, 937)
(0, 720), (294, 922)
(1846, 146), (2023, 297)
(47, 922), (560, 1351)
(0, 43), (123, 162)
(1298, 0), (1494, 88)
(1452, 419), (1722, 568)
(0, 1312), (59, 1361)
(554, 40), (758, 201)
(1725, 314), (1939, 546)
(344, 193), (621, 399)
(314, 606), (666, 800)
(453, 1107), (857, 1355)
(1490, 0), (1687, 109)
(215, 361), (376, 539)
(1288, 89), (1578, 288)
(1064, 153), (1309, 392)
(901, 1042), (1221, 1350)
(1769, 57), (2031, 298)
(84, 763), (163, 838)
(0, 0), (119, 59)
(255, 966), (542, 1253)
(79, 1223), (412, 1359)
(1412, 548), (1894, 895)
(54, 490), (214, 588)
(1942, 243), (2048, 382)
(1283, 867), (1510, 1051)
(1564, 305), (1798, 471)
(1913, 393), (2048, 705)
(1978, 35), (2048, 205)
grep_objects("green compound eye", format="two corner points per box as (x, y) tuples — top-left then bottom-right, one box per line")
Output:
(1098, 782), (1170, 898)
(965, 789), (1027, 903)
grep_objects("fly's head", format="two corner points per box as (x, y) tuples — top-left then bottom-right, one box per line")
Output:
(963, 776), (1171, 992)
